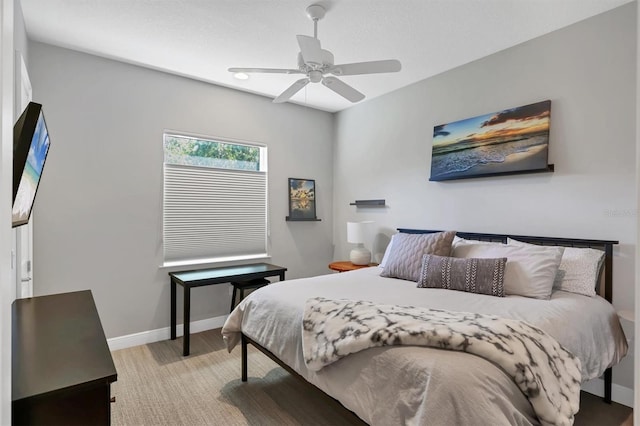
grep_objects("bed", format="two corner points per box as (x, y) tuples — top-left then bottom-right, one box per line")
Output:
(222, 229), (628, 425)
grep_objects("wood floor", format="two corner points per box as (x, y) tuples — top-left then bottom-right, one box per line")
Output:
(574, 392), (632, 426)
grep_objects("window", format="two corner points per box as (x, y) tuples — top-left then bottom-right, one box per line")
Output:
(163, 133), (268, 266)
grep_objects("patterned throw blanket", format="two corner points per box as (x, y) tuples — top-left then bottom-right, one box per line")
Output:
(302, 297), (581, 426)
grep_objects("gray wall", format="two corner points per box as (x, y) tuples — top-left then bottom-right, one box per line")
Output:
(333, 4), (636, 390)
(28, 42), (334, 338)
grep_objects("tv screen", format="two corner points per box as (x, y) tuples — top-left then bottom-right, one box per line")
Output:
(12, 102), (51, 228)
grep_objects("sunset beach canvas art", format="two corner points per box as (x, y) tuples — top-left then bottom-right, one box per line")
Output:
(430, 100), (551, 181)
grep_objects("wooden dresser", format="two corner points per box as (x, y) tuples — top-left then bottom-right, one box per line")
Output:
(12, 290), (117, 425)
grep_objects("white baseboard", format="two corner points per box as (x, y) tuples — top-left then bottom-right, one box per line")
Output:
(107, 314), (228, 351)
(581, 377), (634, 407)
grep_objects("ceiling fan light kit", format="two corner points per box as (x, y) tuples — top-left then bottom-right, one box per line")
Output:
(227, 4), (402, 104)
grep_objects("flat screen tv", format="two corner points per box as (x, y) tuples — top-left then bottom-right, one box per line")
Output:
(12, 102), (50, 227)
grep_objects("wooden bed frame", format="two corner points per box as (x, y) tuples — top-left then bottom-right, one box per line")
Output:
(240, 229), (619, 407)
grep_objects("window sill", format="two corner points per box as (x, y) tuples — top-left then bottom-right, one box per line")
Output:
(160, 253), (271, 270)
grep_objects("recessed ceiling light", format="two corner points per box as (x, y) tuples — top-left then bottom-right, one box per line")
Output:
(233, 72), (249, 80)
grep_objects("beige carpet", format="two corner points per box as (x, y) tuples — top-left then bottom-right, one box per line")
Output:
(111, 328), (632, 426)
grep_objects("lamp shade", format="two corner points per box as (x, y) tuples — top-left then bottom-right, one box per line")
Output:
(347, 222), (363, 244)
(347, 221), (373, 244)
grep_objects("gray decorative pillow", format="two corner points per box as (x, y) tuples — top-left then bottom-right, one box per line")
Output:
(417, 254), (507, 297)
(380, 231), (456, 282)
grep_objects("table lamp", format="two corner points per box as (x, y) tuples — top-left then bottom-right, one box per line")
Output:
(347, 221), (373, 265)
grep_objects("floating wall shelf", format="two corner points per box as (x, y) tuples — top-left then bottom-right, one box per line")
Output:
(430, 164), (554, 182)
(286, 217), (322, 221)
(350, 199), (386, 207)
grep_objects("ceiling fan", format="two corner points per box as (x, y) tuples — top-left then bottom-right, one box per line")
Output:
(228, 4), (402, 104)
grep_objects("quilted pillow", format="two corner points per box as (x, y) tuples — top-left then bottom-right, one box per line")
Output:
(380, 231), (456, 282)
(453, 238), (564, 299)
(507, 238), (604, 297)
(417, 254), (507, 297)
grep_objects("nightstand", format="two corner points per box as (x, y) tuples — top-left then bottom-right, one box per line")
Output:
(329, 261), (378, 272)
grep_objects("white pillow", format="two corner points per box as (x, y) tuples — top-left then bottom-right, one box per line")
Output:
(453, 235), (502, 247)
(453, 238), (564, 299)
(378, 234), (397, 268)
(508, 238), (604, 297)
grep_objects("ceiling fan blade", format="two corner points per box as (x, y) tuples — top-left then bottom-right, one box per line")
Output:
(321, 76), (365, 103)
(330, 59), (402, 76)
(228, 67), (303, 75)
(273, 78), (310, 103)
(296, 35), (323, 66)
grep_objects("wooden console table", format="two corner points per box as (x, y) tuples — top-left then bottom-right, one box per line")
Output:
(12, 290), (117, 425)
(169, 262), (287, 356)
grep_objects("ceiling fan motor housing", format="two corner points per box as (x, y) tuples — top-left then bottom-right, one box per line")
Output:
(297, 50), (334, 71)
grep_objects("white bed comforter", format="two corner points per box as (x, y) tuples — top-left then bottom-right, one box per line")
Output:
(222, 267), (627, 426)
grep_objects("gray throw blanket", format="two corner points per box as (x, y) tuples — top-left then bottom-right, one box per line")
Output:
(302, 297), (581, 426)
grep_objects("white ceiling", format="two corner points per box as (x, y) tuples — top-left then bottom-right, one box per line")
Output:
(21, 0), (632, 113)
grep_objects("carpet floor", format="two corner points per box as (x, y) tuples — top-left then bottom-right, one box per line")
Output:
(111, 328), (632, 426)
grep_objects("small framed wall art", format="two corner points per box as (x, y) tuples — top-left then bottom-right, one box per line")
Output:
(287, 178), (320, 221)
(430, 100), (554, 181)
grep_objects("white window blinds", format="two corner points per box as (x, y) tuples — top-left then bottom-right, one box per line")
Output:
(163, 133), (267, 265)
